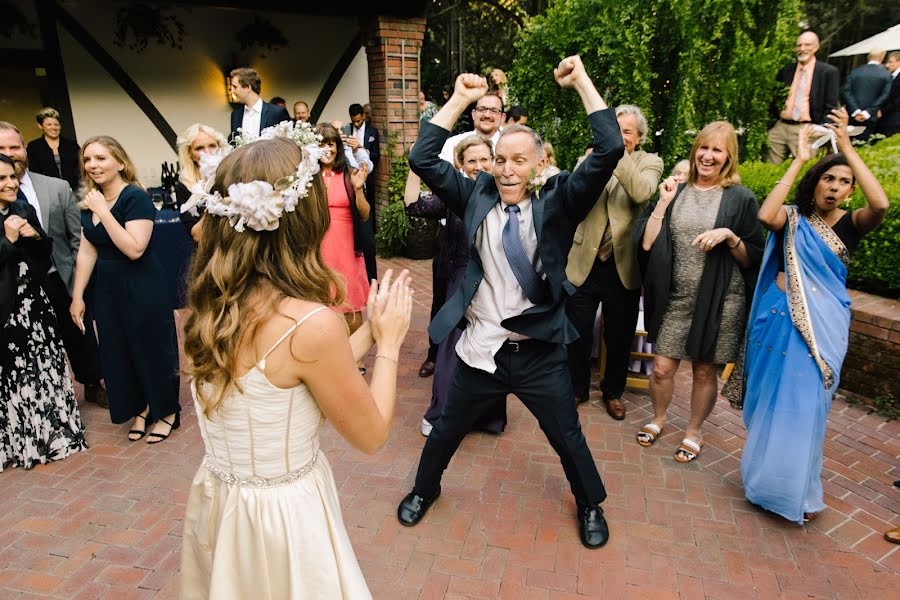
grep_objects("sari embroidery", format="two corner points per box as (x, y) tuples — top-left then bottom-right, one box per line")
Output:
(783, 207), (849, 390)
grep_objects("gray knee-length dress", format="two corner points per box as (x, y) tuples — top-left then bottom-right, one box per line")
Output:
(654, 186), (745, 363)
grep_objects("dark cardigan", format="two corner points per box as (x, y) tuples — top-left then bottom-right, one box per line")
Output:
(634, 183), (765, 363)
(26, 136), (81, 191)
(0, 201), (52, 326)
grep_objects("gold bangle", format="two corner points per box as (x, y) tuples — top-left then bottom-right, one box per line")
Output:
(650, 212), (665, 221)
(728, 238), (741, 249)
(375, 354), (399, 366)
(774, 181), (790, 188)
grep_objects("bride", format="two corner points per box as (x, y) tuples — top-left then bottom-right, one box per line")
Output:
(179, 133), (412, 599)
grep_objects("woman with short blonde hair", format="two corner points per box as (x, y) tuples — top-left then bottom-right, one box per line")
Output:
(26, 107), (82, 190)
(634, 121), (764, 462)
(174, 123), (228, 239)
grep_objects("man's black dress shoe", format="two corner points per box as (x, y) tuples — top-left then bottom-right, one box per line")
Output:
(397, 488), (440, 526)
(578, 504), (609, 548)
(418, 360), (436, 378)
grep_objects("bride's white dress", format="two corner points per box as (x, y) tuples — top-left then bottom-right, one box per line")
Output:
(180, 307), (371, 599)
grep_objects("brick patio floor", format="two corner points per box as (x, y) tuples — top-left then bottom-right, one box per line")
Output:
(1, 256), (898, 599)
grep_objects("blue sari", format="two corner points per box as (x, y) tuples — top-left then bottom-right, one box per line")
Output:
(733, 206), (851, 524)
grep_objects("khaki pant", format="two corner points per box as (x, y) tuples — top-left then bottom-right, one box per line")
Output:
(766, 120), (802, 164)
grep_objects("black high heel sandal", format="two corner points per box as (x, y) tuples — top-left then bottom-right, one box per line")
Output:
(147, 413), (180, 444)
(128, 414), (149, 441)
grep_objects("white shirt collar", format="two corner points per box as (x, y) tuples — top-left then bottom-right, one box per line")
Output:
(868, 60), (883, 66)
(245, 98), (264, 113)
(20, 170), (33, 189)
(893, 67), (900, 79)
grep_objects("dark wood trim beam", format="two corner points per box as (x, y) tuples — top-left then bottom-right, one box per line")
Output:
(54, 2), (178, 151)
(311, 32), (364, 124)
(35, 0), (76, 139)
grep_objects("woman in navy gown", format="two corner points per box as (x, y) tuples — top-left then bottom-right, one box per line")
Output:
(70, 136), (180, 443)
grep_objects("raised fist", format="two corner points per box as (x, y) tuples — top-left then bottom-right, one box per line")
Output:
(554, 55), (587, 89)
(453, 73), (488, 104)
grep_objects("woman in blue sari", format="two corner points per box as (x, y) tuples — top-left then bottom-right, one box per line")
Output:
(733, 108), (888, 524)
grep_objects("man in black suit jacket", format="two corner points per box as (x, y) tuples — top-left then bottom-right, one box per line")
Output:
(843, 49), (892, 141)
(767, 31), (840, 163)
(876, 51), (900, 137)
(396, 56), (624, 549)
(228, 68), (291, 142)
(342, 103), (380, 281)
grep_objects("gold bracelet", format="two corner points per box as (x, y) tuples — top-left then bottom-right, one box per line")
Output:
(728, 238), (741, 249)
(650, 212), (665, 221)
(375, 354), (399, 366)
(774, 181), (790, 188)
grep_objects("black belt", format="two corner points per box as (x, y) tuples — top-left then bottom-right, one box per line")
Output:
(779, 118), (812, 125)
(501, 338), (545, 353)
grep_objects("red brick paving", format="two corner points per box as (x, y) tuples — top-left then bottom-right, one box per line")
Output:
(1, 256), (898, 598)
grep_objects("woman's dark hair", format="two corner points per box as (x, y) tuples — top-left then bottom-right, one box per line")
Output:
(794, 153), (855, 216)
(314, 123), (348, 174)
(0, 153), (16, 169)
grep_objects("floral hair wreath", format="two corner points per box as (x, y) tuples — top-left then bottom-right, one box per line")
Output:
(181, 121), (324, 232)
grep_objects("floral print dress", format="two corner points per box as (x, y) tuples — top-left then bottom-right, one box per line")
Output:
(0, 260), (87, 471)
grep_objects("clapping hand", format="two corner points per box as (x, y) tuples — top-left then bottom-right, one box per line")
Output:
(83, 189), (110, 216)
(796, 124), (815, 163)
(554, 55), (587, 89)
(367, 269), (413, 351)
(825, 107), (852, 151)
(350, 164), (368, 190)
(452, 73), (488, 105)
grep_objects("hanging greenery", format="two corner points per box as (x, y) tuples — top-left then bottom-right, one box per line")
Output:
(0, 1), (36, 39)
(113, 2), (185, 52)
(234, 15), (288, 58)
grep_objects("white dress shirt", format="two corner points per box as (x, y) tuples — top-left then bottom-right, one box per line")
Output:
(352, 122), (367, 148)
(19, 171), (56, 273)
(439, 129), (502, 164)
(241, 98), (264, 137)
(455, 196), (543, 373)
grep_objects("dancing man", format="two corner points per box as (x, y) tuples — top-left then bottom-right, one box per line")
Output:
(396, 56), (624, 548)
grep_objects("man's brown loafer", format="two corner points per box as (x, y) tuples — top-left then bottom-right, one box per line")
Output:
(605, 397), (626, 420)
(418, 360), (436, 378)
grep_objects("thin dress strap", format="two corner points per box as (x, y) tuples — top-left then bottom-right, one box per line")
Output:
(257, 306), (328, 370)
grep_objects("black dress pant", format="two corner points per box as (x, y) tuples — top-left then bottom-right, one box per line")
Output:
(565, 256), (641, 400)
(426, 248), (448, 363)
(413, 339), (606, 508)
(41, 271), (102, 385)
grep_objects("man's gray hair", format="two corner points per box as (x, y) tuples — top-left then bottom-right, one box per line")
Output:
(615, 104), (648, 144)
(497, 124), (544, 157)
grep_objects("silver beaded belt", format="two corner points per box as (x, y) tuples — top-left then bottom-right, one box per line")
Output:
(202, 451), (319, 488)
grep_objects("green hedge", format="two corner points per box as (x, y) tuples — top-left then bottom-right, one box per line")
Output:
(376, 145), (410, 258)
(739, 135), (900, 297)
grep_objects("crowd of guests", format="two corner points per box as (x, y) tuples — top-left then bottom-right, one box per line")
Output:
(0, 33), (898, 598)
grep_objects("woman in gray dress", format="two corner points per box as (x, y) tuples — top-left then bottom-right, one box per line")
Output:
(633, 121), (764, 462)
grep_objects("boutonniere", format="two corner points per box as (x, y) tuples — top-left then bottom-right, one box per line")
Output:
(526, 168), (548, 198)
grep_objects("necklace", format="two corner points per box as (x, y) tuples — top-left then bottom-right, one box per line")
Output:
(693, 182), (719, 192)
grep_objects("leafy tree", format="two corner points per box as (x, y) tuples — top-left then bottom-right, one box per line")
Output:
(510, 0), (803, 169)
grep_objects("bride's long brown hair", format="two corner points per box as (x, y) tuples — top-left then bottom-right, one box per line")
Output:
(183, 137), (345, 416)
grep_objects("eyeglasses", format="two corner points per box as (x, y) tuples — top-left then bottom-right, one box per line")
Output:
(474, 107), (502, 115)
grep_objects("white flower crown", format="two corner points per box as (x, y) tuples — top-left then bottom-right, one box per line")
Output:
(181, 120), (324, 232)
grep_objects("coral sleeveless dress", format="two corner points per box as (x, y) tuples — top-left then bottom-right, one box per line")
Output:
(321, 171), (369, 312)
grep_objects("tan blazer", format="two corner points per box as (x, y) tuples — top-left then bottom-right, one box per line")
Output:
(566, 149), (663, 290)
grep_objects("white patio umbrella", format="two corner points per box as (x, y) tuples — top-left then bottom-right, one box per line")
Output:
(830, 23), (900, 57)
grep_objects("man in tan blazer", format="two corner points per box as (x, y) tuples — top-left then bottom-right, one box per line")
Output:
(565, 105), (662, 419)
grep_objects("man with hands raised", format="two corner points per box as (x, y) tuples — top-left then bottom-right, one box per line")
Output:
(396, 56), (624, 548)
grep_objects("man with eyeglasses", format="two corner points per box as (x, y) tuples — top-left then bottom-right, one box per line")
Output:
(438, 93), (505, 163)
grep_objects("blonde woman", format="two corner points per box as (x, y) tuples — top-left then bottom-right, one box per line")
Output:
(69, 137), (180, 443)
(180, 136), (412, 598)
(175, 123), (228, 241)
(634, 122), (764, 461)
(26, 107), (81, 190)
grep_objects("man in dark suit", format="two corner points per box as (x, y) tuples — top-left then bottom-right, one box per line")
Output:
(0, 121), (107, 407)
(396, 56), (624, 549)
(342, 103), (380, 281)
(843, 49), (892, 141)
(767, 31), (840, 163)
(876, 51), (900, 137)
(228, 68), (291, 141)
